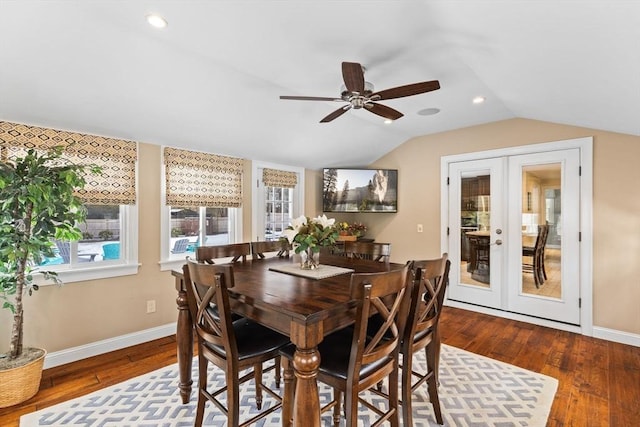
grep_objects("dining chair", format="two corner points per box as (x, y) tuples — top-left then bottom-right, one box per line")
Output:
(183, 260), (290, 427)
(171, 238), (191, 254)
(280, 265), (411, 427)
(196, 242), (251, 264)
(400, 254), (450, 426)
(195, 242), (281, 387)
(343, 241), (391, 262)
(522, 224), (548, 288)
(250, 240), (290, 260)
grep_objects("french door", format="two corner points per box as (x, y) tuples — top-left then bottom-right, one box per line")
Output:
(446, 148), (582, 325)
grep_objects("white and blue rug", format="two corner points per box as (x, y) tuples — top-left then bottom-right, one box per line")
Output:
(20, 345), (557, 426)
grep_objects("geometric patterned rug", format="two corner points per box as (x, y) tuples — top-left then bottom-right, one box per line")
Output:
(20, 345), (557, 426)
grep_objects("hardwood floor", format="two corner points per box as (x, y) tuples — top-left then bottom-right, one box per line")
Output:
(1, 307), (638, 426)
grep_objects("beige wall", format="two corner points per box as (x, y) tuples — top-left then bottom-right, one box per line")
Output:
(345, 118), (640, 336)
(2, 118), (638, 356)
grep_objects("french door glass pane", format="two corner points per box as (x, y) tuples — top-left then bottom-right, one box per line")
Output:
(459, 173), (491, 289)
(265, 186), (292, 241)
(521, 164), (562, 298)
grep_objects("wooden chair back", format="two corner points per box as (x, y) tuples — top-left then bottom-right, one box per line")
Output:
(183, 260), (237, 362)
(195, 242), (251, 264)
(349, 265), (410, 378)
(250, 240), (290, 260)
(343, 241), (391, 262)
(407, 254), (450, 351)
(400, 253), (449, 426)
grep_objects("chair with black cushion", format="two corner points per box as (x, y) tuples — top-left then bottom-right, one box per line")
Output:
(368, 255), (449, 425)
(343, 241), (391, 263)
(196, 242), (281, 387)
(280, 265), (411, 427)
(183, 259), (290, 427)
(196, 242), (251, 264)
(250, 240), (290, 260)
(400, 254), (450, 426)
(171, 238), (191, 254)
(522, 224), (548, 288)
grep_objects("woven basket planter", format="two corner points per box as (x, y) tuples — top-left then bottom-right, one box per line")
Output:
(337, 234), (357, 242)
(0, 348), (46, 408)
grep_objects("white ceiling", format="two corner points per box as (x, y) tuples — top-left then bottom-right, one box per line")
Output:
(1, 1), (639, 169)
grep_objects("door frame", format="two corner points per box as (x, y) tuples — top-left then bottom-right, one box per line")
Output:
(440, 137), (593, 336)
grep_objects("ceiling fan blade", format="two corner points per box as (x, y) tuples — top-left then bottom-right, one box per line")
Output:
(365, 103), (404, 120)
(280, 95), (342, 101)
(342, 62), (365, 93)
(370, 80), (440, 101)
(320, 105), (352, 123)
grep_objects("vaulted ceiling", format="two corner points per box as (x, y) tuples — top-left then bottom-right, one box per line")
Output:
(1, 1), (638, 169)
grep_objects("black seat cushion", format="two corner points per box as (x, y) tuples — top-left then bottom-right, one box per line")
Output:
(280, 327), (390, 381)
(204, 319), (289, 361)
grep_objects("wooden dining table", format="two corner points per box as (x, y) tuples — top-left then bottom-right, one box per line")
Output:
(171, 254), (405, 427)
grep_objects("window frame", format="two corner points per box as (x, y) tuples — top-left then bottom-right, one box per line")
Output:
(34, 203), (139, 286)
(159, 156), (243, 271)
(252, 161), (304, 242)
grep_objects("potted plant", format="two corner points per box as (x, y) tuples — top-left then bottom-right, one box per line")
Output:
(336, 221), (367, 241)
(281, 215), (338, 269)
(0, 146), (98, 407)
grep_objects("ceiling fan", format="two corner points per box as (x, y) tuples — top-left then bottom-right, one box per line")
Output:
(280, 61), (440, 123)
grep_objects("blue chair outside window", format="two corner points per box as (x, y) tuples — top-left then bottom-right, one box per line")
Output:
(102, 242), (120, 260)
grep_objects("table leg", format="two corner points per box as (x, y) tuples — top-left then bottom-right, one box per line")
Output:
(281, 357), (295, 427)
(290, 322), (322, 427)
(176, 288), (193, 404)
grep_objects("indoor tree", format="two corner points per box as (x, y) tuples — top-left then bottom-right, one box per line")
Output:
(0, 146), (99, 364)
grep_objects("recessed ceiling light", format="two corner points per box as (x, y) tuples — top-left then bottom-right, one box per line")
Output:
(472, 96), (486, 104)
(146, 14), (168, 29)
(417, 107), (441, 116)
(384, 119), (393, 124)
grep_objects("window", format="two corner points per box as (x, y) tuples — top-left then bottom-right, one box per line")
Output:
(264, 186), (293, 241)
(253, 163), (303, 242)
(166, 206), (238, 260)
(0, 121), (139, 283)
(161, 147), (243, 269)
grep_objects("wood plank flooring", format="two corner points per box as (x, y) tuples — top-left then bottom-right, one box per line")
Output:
(1, 307), (638, 426)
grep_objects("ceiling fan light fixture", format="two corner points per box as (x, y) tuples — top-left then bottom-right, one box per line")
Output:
(146, 13), (168, 29)
(340, 81), (374, 96)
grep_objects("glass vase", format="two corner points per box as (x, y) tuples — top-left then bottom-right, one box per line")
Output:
(300, 248), (320, 270)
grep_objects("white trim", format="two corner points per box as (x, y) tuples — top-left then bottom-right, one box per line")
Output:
(441, 137), (593, 336)
(445, 299), (583, 334)
(251, 160), (305, 241)
(592, 326), (640, 348)
(43, 323), (176, 369)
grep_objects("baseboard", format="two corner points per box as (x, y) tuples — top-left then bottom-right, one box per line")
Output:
(445, 300), (640, 348)
(592, 326), (640, 348)
(44, 323), (177, 369)
(445, 300), (583, 334)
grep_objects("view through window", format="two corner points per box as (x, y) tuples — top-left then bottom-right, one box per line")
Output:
(264, 186), (293, 241)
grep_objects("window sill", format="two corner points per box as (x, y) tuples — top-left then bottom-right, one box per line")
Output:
(34, 262), (141, 286)
(159, 258), (189, 272)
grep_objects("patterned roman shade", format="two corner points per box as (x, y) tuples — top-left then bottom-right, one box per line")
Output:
(262, 168), (298, 188)
(0, 121), (137, 205)
(164, 147), (244, 208)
